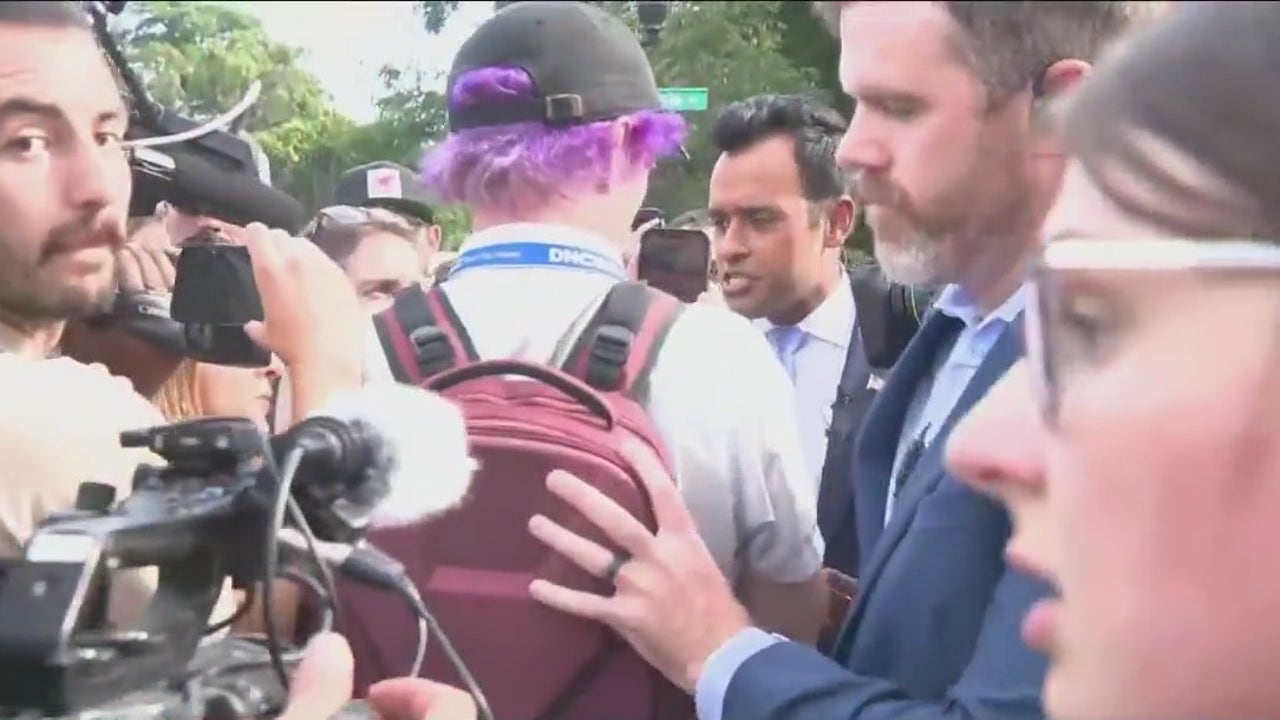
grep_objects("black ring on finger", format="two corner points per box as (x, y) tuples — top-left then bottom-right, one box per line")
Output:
(603, 552), (629, 587)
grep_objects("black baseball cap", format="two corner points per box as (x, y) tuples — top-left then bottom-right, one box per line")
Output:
(446, 1), (663, 132)
(331, 161), (436, 223)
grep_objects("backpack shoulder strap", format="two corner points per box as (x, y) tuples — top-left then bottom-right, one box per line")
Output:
(371, 285), (480, 384)
(560, 282), (684, 403)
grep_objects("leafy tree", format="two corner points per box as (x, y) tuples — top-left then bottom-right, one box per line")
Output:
(115, 2), (466, 243)
(115, 2), (332, 139)
(115, 1), (346, 204)
(641, 1), (827, 214)
(777, 1), (847, 117)
(419, 0), (461, 33)
(367, 66), (450, 166)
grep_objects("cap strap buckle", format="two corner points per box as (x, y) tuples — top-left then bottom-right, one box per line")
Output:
(544, 94), (585, 125)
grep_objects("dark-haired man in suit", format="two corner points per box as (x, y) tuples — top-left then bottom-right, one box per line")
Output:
(705, 93), (871, 580)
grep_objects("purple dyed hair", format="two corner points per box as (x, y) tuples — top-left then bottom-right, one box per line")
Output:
(421, 66), (687, 216)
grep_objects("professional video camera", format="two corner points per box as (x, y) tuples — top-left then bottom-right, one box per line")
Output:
(88, 1), (305, 232)
(0, 385), (488, 719)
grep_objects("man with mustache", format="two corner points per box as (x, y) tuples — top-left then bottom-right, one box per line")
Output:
(0, 3), (465, 716)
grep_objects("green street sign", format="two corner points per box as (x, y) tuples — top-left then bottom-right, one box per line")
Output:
(659, 87), (710, 112)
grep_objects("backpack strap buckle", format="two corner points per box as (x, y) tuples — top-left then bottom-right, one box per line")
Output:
(585, 324), (634, 391)
(560, 282), (685, 403)
(407, 325), (457, 378)
(372, 286), (480, 384)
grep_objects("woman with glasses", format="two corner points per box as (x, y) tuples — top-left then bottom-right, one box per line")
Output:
(947, 3), (1280, 719)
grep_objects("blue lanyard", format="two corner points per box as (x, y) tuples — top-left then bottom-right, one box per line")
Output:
(450, 242), (627, 281)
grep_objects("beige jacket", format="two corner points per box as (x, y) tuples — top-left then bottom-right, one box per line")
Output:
(0, 353), (234, 628)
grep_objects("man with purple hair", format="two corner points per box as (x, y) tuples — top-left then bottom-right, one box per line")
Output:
(361, 0), (827, 644)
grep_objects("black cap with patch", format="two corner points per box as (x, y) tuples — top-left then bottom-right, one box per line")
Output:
(331, 161), (435, 223)
(446, 1), (663, 131)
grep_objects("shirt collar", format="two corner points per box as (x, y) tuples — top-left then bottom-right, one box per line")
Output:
(755, 272), (855, 348)
(458, 223), (625, 265)
(933, 281), (1028, 331)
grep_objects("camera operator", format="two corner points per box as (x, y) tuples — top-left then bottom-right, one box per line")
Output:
(156, 197), (246, 244)
(0, 0), (362, 644)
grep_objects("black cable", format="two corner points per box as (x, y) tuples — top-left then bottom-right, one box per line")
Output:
(87, 2), (162, 128)
(395, 580), (495, 720)
(285, 496), (340, 623)
(278, 568), (334, 634)
(262, 445), (305, 692)
(202, 584), (255, 636)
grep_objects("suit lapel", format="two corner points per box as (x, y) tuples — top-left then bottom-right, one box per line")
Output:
(835, 315), (1024, 661)
(817, 319), (872, 539)
(851, 311), (963, 560)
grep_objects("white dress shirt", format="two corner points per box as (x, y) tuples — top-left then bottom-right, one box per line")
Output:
(754, 275), (857, 490)
(358, 223), (824, 586)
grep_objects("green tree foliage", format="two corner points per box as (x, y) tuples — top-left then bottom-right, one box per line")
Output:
(640, 1), (829, 215)
(116, 1), (332, 134)
(115, 2), (466, 243)
(115, 0), (341, 190)
(419, 0), (462, 33)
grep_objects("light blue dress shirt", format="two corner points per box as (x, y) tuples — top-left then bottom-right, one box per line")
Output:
(754, 275), (858, 490)
(883, 282), (1028, 522)
(767, 325), (808, 381)
(694, 282), (1029, 720)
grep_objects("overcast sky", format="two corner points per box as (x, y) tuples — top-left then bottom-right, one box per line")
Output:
(225, 1), (493, 123)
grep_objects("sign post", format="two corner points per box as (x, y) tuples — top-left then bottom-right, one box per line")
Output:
(658, 87), (710, 112)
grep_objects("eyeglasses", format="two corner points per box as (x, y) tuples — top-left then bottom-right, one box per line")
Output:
(1027, 237), (1280, 424)
(302, 204), (428, 240)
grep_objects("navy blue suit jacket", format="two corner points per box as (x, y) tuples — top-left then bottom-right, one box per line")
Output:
(722, 310), (1051, 720)
(816, 316), (874, 576)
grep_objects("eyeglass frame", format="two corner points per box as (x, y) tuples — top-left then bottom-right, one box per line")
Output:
(1027, 237), (1280, 424)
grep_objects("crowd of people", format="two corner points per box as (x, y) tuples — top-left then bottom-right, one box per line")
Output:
(2, 0), (1280, 719)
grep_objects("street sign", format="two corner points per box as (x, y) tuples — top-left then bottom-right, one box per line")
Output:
(658, 87), (709, 112)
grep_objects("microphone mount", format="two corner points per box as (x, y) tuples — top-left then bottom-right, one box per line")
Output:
(83, 0), (302, 230)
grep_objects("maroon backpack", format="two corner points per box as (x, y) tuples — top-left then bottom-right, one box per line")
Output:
(331, 281), (695, 720)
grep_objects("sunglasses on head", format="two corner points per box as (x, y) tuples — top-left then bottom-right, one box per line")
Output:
(1027, 237), (1280, 424)
(303, 204), (427, 240)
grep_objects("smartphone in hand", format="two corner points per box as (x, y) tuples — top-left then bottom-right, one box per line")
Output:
(170, 229), (271, 367)
(636, 227), (711, 303)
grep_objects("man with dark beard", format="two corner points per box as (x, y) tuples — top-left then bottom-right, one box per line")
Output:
(0, 3), (147, 582)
